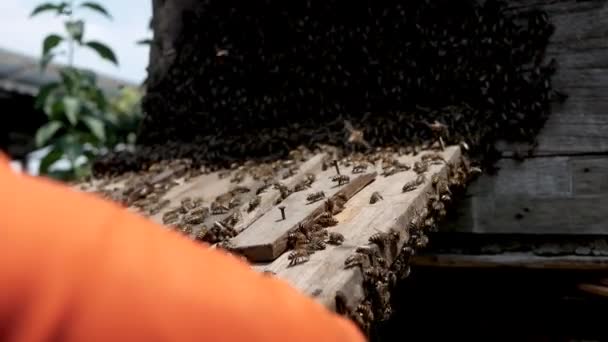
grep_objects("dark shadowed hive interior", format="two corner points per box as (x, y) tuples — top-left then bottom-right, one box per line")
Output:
(95, 0), (561, 175)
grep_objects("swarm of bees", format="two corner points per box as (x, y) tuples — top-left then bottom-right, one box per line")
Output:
(94, 0), (557, 181)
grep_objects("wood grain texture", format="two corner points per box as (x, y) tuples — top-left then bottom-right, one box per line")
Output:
(254, 146), (462, 311)
(445, 155), (608, 234)
(497, 0), (608, 155)
(411, 253), (608, 270)
(232, 170), (377, 262)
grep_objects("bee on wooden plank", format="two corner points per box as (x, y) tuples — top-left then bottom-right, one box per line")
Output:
(181, 197), (197, 210)
(369, 191), (383, 204)
(288, 249), (311, 267)
(194, 225), (209, 242)
(352, 163), (369, 174)
(228, 197), (241, 209)
(222, 211), (242, 228)
(162, 210), (180, 225)
(256, 183), (271, 195)
(308, 238), (326, 251)
(344, 253), (368, 269)
(293, 180), (311, 192)
(247, 196), (261, 212)
(331, 175), (350, 186)
(369, 229), (400, 250)
(230, 171), (246, 184)
(327, 232), (345, 245)
(413, 160), (429, 174)
(230, 186), (250, 194)
(306, 191), (325, 203)
(402, 179), (420, 193)
(210, 201), (229, 215)
(316, 215), (338, 228)
(422, 153), (446, 165)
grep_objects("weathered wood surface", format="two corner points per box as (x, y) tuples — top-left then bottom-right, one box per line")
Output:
(497, 0), (608, 156)
(446, 155), (608, 234)
(232, 170), (377, 262)
(412, 253), (608, 270)
(253, 146), (461, 310)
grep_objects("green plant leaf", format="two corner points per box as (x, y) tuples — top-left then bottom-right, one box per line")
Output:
(62, 97), (81, 125)
(42, 34), (63, 56)
(40, 52), (56, 71)
(35, 121), (63, 147)
(81, 115), (106, 142)
(65, 20), (84, 42)
(35, 82), (60, 109)
(39, 145), (64, 175)
(30, 3), (61, 17)
(78, 2), (112, 19)
(84, 41), (118, 65)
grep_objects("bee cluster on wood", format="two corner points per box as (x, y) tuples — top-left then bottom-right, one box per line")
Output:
(286, 195), (348, 267)
(336, 155), (480, 335)
(92, 0), (559, 176)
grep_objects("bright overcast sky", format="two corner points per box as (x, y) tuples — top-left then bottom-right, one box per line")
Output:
(1, 0), (152, 84)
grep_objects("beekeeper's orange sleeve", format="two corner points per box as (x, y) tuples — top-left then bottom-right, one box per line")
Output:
(0, 153), (366, 342)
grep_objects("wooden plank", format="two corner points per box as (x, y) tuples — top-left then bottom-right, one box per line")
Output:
(255, 146), (461, 311)
(445, 156), (608, 235)
(232, 170), (377, 262)
(411, 253), (608, 271)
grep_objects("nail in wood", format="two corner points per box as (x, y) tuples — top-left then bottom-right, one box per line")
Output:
(279, 206), (286, 220)
(333, 160), (341, 175)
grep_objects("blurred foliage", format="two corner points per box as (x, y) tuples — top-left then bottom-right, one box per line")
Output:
(30, 1), (143, 181)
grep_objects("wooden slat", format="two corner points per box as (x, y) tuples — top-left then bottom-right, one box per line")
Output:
(412, 253), (608, 271)
(445, 155), (608, 235)
(232, 169), (377, 262)
(255, 146), (461, 310)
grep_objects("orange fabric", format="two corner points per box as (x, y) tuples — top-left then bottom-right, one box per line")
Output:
(0, 153), (366, 342)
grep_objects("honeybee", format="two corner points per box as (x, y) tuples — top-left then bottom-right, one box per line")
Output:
(402, 179), (419, 193)
(162, 210), (180, 225)
(369, 229), (400, 251)
(416, 174), (427, 185)
(228, 197), (241, 209)
(247, 196), (261, 212)
(230, 171), (246, 184)
(344, 253), (368, 269)
(181, 197), (196, 210)
(293, 180), (311, 192)
(288, 249), (311, 267)
(308, 238), (327, 251)
(352, 163), (368, 174)
(327, 232), (345, 245)
(194, 226), (209, 241)
(422, 153), (446, 165)
(331, 175), (350, 186)
(413, 160), (429, 174)
(369, 191), (383, 204)
(222, 211), (242, 227)
(307, 191), (326, 203)
(344, 120), (371, 150)
(182, 210), (207, 225)
(231, 186), (250, 194)
(210, 201), (229, 215)
(316, 215), (338, 227)
(256, 183), (271, 195)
